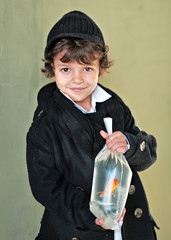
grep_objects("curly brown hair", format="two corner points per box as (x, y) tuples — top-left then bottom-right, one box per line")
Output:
(41, 38), (113, 78)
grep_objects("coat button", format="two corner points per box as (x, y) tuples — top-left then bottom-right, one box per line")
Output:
(37, 109), (43, 117)
(129, 185), (136, 195)
(134, 208), (143, 218)
(72, 238), (79, 240)
(140, 141), (146, 151)
(76, 186), (84, 191)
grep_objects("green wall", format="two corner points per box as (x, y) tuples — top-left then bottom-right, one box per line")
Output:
(0, 0), (170, 239)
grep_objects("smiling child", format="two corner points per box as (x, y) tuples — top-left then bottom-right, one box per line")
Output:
(26, 10), (158, 240)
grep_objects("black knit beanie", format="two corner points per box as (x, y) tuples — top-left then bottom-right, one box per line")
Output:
(44, 10), (105, 56)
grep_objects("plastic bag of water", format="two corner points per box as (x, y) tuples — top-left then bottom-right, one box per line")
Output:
(89, 118), (132, 239)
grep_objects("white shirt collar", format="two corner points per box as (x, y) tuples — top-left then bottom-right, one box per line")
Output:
(60, 85), (111, 113)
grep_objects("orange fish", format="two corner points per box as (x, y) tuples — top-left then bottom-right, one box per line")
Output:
(97, 178), (119, 198)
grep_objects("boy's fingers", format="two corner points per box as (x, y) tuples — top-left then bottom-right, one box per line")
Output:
(95, 217), (104, 225)
(96, 209), (126, 229)
(110, 146), (126, 154)
(100, 130), (127, 153)
(119, 208), (126, 223)
(100, 130), (109, 140)
(95, 218), (108, 229)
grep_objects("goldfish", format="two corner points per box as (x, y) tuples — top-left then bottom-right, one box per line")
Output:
(97, 178), (119, 198)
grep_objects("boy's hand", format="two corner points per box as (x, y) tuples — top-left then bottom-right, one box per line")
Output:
(95, 208), (126, 229)
(100, 130), (127, 154)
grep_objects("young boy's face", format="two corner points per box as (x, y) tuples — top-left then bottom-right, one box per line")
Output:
(52, 50), (104, 111)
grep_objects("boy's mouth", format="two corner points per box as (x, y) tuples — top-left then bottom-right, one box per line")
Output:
(70, 88), (86, 92)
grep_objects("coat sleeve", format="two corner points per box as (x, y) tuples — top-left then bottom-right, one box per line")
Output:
(26, 128), (99, 231)
(122, 102), (157, 171)
(100, 85), (157, 172)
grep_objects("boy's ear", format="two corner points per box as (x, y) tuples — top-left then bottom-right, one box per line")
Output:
(98, 69), (106, 79)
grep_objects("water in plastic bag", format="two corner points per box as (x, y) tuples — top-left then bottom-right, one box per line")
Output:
(90, 150), (132, 229)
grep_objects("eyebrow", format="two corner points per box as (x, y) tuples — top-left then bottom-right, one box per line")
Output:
(57, 64), (69, 67)
(56, 62), (97, 67)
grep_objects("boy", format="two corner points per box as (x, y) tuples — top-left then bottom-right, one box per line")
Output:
(26, 10), (158, 240)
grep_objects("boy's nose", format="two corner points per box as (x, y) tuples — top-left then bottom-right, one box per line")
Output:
(71, 70), (83, 84)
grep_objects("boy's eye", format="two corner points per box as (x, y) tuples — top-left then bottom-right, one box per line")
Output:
(61, 68), (70, 72)
(84, 67), (93, 72)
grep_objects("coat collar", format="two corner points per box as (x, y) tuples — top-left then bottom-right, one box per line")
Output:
(60, 85), (112, 113)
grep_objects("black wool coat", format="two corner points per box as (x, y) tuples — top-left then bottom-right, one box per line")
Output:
(26, 82), (159, 240)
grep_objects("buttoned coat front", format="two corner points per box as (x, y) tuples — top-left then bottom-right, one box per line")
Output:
(26, 82), (158, 240)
